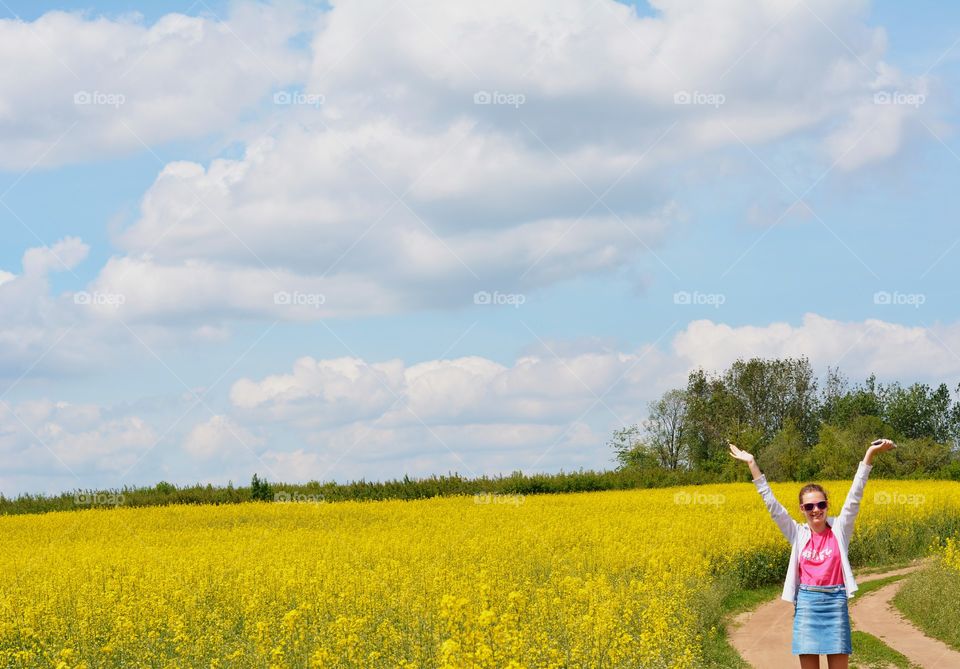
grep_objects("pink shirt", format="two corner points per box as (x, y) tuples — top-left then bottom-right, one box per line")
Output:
(798, 525), (844, 585)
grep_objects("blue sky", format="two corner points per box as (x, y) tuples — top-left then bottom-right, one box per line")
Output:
(1, 0), (958, 496)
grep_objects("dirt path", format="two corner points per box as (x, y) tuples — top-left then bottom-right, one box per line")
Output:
(728, 564), (924, 668)
(850, 576), (960, 668)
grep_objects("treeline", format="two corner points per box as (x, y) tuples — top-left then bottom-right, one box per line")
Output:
(613, 357), (960, 482)
(0, 468), (728, 516)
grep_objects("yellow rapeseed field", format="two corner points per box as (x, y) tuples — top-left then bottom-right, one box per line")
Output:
(1, 478), (959, 668)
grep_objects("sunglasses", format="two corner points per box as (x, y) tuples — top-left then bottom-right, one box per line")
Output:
(801, 501), (828, 512)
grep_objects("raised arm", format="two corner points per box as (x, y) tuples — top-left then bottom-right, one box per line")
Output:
(729, 442), (798, 543)
(835, 438), (896, 537)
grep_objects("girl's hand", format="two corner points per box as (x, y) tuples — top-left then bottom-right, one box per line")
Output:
(870, 438), (897, 453)
(728, 442), (755, 463)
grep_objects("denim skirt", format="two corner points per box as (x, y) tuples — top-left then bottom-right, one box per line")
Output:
(792, 584), (852, 655)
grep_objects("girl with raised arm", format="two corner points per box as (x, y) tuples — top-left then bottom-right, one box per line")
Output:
(728, 438), (896, 669)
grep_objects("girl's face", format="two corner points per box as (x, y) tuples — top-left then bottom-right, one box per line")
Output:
(800, 491), (828, 527)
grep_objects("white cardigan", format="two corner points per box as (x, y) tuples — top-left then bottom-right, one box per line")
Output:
(752, 460), (874, 603)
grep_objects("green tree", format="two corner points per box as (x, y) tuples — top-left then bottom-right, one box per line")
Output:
(250, 473), (273, 501)
(682, 356), (819, 471)
(757, 419), (810, 481)
(609, 425), (659, 470)
(682, 368), (740, 471)
(723, 356), (819, 446)
(643, 389), (689, 469)
(881, 381), (953, 442)
(808, 415), (886, 479)
(819, 370), (883, 428)
(884, 437), (952, 477)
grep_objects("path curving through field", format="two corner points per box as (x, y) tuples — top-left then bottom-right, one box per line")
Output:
(849, 575), (960, 668)
(728, 562), (945, 668)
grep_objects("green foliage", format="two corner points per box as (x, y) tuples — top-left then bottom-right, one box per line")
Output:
(820, 369), (883, 427)
(609, 424), (659, 470)
(0, 467), (728, 517)
(682, 356), (820, 471)
(893, 561), (960, 653)
(727, 544), (791, 589)
(626, 358), (960, 483)
(250, 474), (273, 502)
(643, 388), (688, 469)
(756, 419), (812, 482)
(882, 381), (954, 442)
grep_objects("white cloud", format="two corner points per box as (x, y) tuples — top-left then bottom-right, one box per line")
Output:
(87, 122), (676, 321)
(822, 65), (938, 171)
(228, 349), (675, 431)
(21, 236), (89, 276)
(70, 0), (936, 327)
(0, 4), (311, 169)
(182, 414), (264, 460)
(0, 238), (111, 380)
(0, 399), (157, 476)
(253, 419), (601, 483)
(671, 313), (960, 382)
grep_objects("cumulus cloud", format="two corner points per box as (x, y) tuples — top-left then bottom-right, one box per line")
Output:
(0, 399), (157, 477)
(91, 121), (675, 323)
(21, 236), (89, 276)
(0, 238), (106, 379)
(672, 313), (960, 382)
(182, 414), (265, 460)
(227, 315), (960, 438)
(71, 0), (937, 327)
(0, 3), (311, 169)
